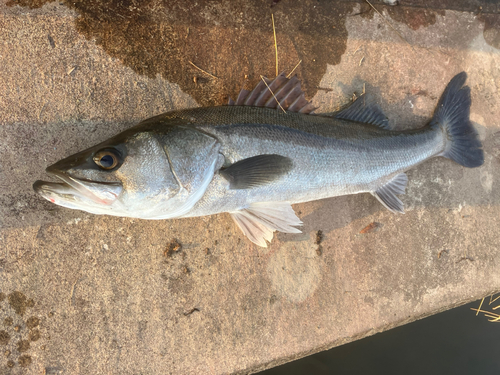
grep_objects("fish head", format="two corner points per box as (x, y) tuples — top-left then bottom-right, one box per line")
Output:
(34, 129), (183, 217)
(34, 124), (221, 219)
(33, 145), (127, 212)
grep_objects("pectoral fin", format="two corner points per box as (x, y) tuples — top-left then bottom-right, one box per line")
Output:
(220, 154), (293, 189)
(230, 202), (302, 247)
(372, 173), (408, 213)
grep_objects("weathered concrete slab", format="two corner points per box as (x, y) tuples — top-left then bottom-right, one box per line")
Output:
(0, 1), (499, 374)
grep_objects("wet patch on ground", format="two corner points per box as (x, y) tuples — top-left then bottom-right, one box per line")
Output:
(359, 1), (500, 50)
(8, 1), (500, 106)
(480, 13), (500, 49)
(7, 0), (357, 106)
(267, 239), (322, 303)
(359, 3), (445, 30)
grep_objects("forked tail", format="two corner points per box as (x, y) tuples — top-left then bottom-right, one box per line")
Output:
(431, 72), (484, 168)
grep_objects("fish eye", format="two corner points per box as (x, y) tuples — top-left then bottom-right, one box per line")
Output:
(93, 150), (119, 170)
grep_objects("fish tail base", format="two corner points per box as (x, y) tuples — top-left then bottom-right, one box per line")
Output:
(431, 72), (483, 168)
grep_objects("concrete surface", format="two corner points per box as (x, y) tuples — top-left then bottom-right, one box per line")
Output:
(0, 0), (499, 373)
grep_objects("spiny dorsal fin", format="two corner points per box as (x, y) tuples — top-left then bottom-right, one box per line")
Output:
(228, 73), (316, 114)
(371, 173), (408, 213)
(230, 202), (302, 247)
(335, 93), (390, 129)
(220, 154), (293, 189)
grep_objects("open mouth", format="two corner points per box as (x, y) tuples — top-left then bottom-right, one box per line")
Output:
(33, 171), (122, 206)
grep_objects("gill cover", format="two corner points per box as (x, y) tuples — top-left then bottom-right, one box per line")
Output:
(149, 126), (221, 219)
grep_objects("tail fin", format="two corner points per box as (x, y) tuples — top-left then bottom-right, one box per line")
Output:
(431, 72), (483, 168)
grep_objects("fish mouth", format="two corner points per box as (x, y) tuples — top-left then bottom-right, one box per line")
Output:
(34, 171), (122, 206)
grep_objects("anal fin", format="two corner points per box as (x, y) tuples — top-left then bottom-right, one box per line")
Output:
(230, 202), (302, 247)
(371, 173), (408, 213)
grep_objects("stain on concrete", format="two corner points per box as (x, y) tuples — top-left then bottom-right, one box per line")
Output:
(47, 34), (56, 49)
(3, 317), (13, 327)
(480, 14), (500, 49)
(29, 329), (41, 342)
(168, 277), (194, 298)
(26, 316), (40, 329)
(164, 239), (182, 257)
(16, 339), (30, 352)
(0, 330), (10, 345)
(7, 291), (33, 316)
(183, 307), (200, 316)
(1, 291), (44, 369)
(7, 0), (355, 106)
(359, 222), (382, 234)
(315, 230), (323, 256)
(267, 238), (322, 303)
(18, 354), (32, 367)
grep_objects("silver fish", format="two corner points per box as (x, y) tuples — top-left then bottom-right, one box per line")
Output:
(34, 72), (483, 247)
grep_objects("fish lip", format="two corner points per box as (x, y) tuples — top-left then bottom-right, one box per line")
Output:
(34, 170), (119, 205)
(52, 172), (91, 195)
(33, 176), (78, 204)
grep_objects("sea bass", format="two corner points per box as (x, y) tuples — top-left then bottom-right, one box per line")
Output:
(34, 72), (483, 246)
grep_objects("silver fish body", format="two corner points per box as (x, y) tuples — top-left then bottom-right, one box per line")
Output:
(171, 106), (443, 216)
(34, 72), (483, 246)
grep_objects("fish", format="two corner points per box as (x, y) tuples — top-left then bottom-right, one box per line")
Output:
(33, 72), (483, 247)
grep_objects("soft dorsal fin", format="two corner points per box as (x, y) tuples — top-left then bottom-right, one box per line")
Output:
(220, 154), (293, 189)
(230, 202), (302, 247)
(228, 73), (316, 114)
(335, 94), (390, 129)
(371, 173), (408, 213)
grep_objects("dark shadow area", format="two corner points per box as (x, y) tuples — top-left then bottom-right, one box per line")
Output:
(7, 0), (357, 106)
(260, 298), (500, 375)
(7, 0), (500, 107)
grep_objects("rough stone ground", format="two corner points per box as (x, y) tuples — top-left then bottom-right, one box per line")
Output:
(0, 0), (499, 374)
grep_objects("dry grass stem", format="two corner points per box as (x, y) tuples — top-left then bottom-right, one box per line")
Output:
(490, 295), (500, 304)
(260, 75), (286, 113)
(470, 308), (498, 317)
(476, 297), (484, 316)
(188, 61), (218, 79)
(272, 14), (278, 77)
(472, 293), (500, 322)
(287, 60), (302, 78)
